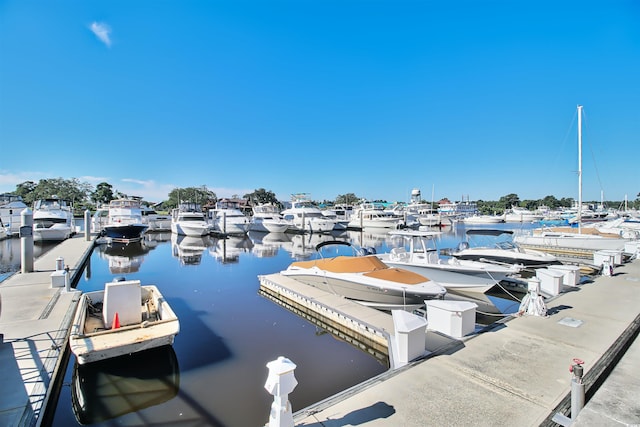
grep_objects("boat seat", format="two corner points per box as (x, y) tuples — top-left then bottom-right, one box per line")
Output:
(103, 279), (142, 328)
(390, 247), (409, 262)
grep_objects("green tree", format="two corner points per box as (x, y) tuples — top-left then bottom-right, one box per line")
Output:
(27, 178), (91, 207)
(14, 181), (37, 204)
(244, 188), (279, 205)
(335, 193), (359, 205)
(166, 187), (216, 209)
(91, 182), (114, 207)
(498, 193), (520, 210)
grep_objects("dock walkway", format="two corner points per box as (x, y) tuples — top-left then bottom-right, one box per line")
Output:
(293, 259), (640, 426)
(0, 235), (94, 427)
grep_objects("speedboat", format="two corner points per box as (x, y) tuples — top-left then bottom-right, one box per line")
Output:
(170, 205), (211, 236)
(69, 278), (180, 365)
(450, 229), (561, 268)
(102, 198), (149, 242)
(32, 197), (75, 242)
(280, 241), (446, 310)
(378, 230), (522, 295)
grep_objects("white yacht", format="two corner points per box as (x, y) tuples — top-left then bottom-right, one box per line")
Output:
(504, 206), (544, 223)
(32, 197), (75, 242)
(209, 200), (250, 235)
(102, 198), (149, 242)
(281, 194), (337, 233)
(0, 193), (28, 236)
(347, 202), (404, 229)
(171, 204), (211, 237)
(249, 203), (290, 233)
(141, 206), (172, 232)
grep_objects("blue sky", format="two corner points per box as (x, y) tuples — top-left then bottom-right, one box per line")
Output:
(1, 1), (639, 204)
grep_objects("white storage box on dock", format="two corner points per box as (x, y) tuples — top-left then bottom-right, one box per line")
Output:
(601, 250), (623, 265)
(624, 241), (640, 257)
(547, 264), (581, 286)
(593, 250), (616, 267)
(536, 268), (564, 296)
(425, 300), (477, 338)
(50, 270), (67, 288)
(392, 310), (428, 364)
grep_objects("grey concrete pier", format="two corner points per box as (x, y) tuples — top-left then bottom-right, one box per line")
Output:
(0, 235), (95, 427)
(293, 259), (640, 426)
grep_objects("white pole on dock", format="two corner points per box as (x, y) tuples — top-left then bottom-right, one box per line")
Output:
(20, 208), (34, 273)
(264, 356), (297, 427)
(577, 104), (583, 234)
(84, 209), (91, 241)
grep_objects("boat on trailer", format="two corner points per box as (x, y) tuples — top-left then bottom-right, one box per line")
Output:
(69, 278), (180, 365)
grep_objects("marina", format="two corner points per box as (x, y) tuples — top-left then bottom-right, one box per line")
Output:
(0, 219), (638, 426)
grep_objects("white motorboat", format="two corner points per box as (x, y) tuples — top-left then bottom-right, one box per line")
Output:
(249, 203), (290, 233)
(460, 214), (505, 224)
(0, 193), (28, 237)
(170, 204), (211, 236)
(209, 200), (250, 235)
(347, 201), (404, 229)
(281, 194), (337, 233)
(69, 278), (180, 365)
(141, 206), (172, 232)
(103, 198), (149, 242)
(449, 229), (560, 268)
(280, 241), (447, 310)
(32, 197), (75, 242)
(504, 206), (544, 223)
(378, 230), (522, 294)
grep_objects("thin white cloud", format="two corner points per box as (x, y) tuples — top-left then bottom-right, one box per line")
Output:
(90, 22), (112, 47)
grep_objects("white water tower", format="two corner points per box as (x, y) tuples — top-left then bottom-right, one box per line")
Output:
(410, 188), (421, 204)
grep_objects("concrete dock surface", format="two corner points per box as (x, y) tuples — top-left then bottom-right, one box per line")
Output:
(0, 235), (94, 427)
(294, 259), (640, 427)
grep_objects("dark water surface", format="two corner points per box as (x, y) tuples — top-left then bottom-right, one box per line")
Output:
(1, 222), (537, 427)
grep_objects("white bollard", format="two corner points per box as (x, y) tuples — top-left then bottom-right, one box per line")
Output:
(20, 208), (34, 273)
(601, 259), (613, 276)
(264, 356), (297, 427)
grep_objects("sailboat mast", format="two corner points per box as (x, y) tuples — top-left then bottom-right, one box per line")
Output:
(577, 104), (582, 233)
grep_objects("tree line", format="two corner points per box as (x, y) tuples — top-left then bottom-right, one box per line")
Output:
(7, 178), (640, 213)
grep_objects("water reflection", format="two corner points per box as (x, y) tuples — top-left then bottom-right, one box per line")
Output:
(98, 241), (150, 274)
(71, 345), (180, 425)
(248, 231), (292, 258)
(171, 234), (211, 266)
(209, 235), (253, 264)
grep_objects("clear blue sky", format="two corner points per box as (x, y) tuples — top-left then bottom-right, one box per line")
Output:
(1, 1), (639, 204)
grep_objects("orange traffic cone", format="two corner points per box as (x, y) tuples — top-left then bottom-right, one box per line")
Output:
(111, 312), (120, 329)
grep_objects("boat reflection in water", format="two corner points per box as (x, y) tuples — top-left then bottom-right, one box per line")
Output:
(71, 345), (180, 425)
(171, 234), (212, 266)
(98, 241), (150, 274)
(210, 235), (253, 264)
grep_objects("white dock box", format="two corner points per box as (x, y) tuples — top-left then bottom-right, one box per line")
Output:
(601, 249), (623, 265)
(392, 310), (428, 364)
(50, 270), (67, 288)
(547, 264), (581, 286)
(593, 250), (616, 267)
(425, 300), (477, 338)
(624, 241), (640, 257)
(536, 268), (564, 296)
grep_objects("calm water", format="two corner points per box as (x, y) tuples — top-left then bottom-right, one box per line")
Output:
(1, 222), (537, 427)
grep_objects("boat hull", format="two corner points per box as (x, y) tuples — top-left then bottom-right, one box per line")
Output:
(33, 224), (73, 242)
(103, 224), (148, 242)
